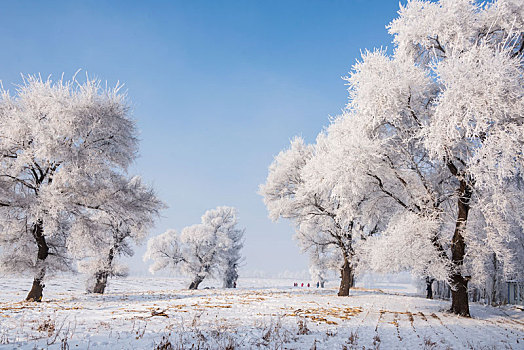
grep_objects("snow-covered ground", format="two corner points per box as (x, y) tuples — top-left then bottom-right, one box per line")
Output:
(0, 276), (522, 349)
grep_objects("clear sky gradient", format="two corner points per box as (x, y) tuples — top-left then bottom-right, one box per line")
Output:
(0, 0), (404, 276)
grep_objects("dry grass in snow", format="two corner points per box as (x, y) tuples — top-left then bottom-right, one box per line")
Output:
(0, 277), (522, 349)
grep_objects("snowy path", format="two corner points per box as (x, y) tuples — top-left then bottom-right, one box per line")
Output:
(0, 277), (522, 349)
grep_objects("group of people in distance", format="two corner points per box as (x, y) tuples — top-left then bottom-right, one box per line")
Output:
(293, 282), (323, 288)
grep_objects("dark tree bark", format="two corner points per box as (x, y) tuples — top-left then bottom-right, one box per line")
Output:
(490, 253), (498, 306)
(338, 255), (354, 296)
(26, 220), (48, 302)
(426, 277), (435, 299)
(450, 274), (470, 316)
(92, 272), (109, 294)
(449, 178), (472, 317)
(91, 248), (115, 294)
(189, 274), (205, 290)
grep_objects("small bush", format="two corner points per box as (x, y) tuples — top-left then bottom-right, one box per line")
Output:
(423, 336), (437, 349)
(348, 330), (358, 345)
(37, 317), (56, 337)
(373, 334), (381, 349)
(154, 335), (174, 350)
(297, 318), (310, 335)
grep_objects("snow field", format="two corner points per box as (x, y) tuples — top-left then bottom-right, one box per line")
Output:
(0, 277), (522, 349)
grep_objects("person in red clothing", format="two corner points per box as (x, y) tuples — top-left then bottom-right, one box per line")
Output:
(301, 283), (304, 287)
(307, 283), (310, 287)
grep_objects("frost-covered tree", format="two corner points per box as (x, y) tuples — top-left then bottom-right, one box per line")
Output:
(387, 0), (524, 316)
(145, 206), (244, 290)
(70, 174), (164, 294)
(0, 75), (138, 301)
(178, 223), (221, 290)
(322, 48), (455, 302)
(143, 229), (183, 274)
(201, 207), (245, 288)
(320, 0), (524, 316)
(259, 137), (364, 296)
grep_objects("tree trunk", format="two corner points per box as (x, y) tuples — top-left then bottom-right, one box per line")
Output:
(26, 220), (48, 302)
(426, 277), (434, 299)
(491, 253), (498, 306)
(449, 179), (472, 317)
(338, 256), (353, 296)
(92, 272), (109, 294)
(223, 263), (238, 288)
(189, 274), (205, 290)
(26, 264), (46, 302)
(450, 274), (470, 316)
(90, 248), (114, 294)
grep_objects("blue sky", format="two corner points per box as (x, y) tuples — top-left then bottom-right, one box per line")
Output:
(0, 0), (403, 276)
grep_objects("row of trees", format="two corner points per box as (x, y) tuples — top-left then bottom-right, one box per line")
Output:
(0, 77), (247, 298)
(144, 206), (244, 290)
(0, 75), (165, 300)
(0, 77), (246, 298)
(261, 0), (524, 317)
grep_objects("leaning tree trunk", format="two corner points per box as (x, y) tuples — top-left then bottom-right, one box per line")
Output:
(26, 220), (48, 302)
(189, 274), (205, 290)
(338, 255), (354, 296)
(449, 179), (472, 317)
(91, 248), (115, 294)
